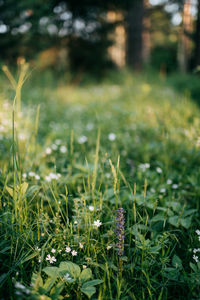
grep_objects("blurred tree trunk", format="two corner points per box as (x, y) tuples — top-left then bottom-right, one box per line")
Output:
(194, 0), (200, 68)
(178, 0), (192, 72)
(142, 0), (151, 65)
(126, 0), (145, 70)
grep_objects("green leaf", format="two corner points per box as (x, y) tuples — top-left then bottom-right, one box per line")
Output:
(43, 267), (59, 278)
(81, 286), (96, 299)
(31, 273), (43, 290)
(180, 217), (192, 229)
(59, 261), (81, 278)
(80, 268), (92, 284)
(190, 262), (197, 272)
(168, 216), (179, 227)
(43, 277), (57, 293)
(82, 279), (103, 288)
(172, 255), (182, 269)
(50, 282), (65, 300)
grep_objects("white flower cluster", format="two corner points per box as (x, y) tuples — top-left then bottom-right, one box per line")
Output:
(138, 163), (150, 172)
(78, 135), (88, 144)
(45, 139), (67, 155)
(193, 231), (200, 263)
(65, 246), (77, 256)
(23, 172), (40, 180)
(45, 172), (61, 182)
(15, 282), (30, 295)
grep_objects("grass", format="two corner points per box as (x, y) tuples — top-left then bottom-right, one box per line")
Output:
(0, 64), (200, 299)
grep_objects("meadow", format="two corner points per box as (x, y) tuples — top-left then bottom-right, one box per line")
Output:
(0, 64), (200, 299)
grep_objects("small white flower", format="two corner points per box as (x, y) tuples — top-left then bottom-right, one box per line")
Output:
(107, 245), (112, 250)
(35, 246), (41, 251)
(193, 248), (200, 253)
(78, 136), (88, 144)
(22, 173), (27, 178)
(105, 173), (111, 178)
(89, 205), (94, 211)
(46, 254), (56, 264)
(60, 145), (67, 153)
(172, 184), (178, 189)
(196, 230), (200, 235)
(156, 167), (162, 174)
(45, 147), (52, 155)
(38, 257), (41, 263)
(108, 133), (116, 141)
(193, 255), (199, 263)
(83, 265), (87, 269)
(65, 246), (71, 253)
(79, 243), (84, 249)
(167, 179), (172, 185)
(51, 144), (58, 150)
(63, 273), (72, 282)
(45, 175), (51, 182)
(55, 139), (62, 145)
(160, 188), (166, 193)
(29, 171), (35, 177)
(35, 175), (40, 180)
(71, 250), (77, 256)
(74, 220), (78, 225)
(150, 188), (155, 193)
(93, 220), (102, 228)
(51, 248), (56, 253)
(86, 123), (94, 131)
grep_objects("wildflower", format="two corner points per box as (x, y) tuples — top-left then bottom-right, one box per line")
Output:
(51, 248), (56, 253)
(172, 184), (178, 189)
(35, 246), (41, 251)
(196, 230), (200, 235)
(83, 265), (87, 269)
(150, 188), (155, 193)
(86, 123), (94, 131)
(160, 188), (166, 193)
(46, 254), (56, 264)
(79, 243), (84, 249)
(71, 250), (77, 256)
(65, 246), (71, 253)
(93, 220), (102, 228)
(35, 175), (40, 180)
(63, 273), (72, 282)
(60, 145), (67, 153)
(108, 133), (116, 141)
(156, 167), (162, 174)
(193, 255), (199, 263)
(89, 205), (94, 211)
(45, 147), (52, 155)
(167, 179), (172, 185)
(29, 171), (35, 177)
(78, 136), (88, 144)
(115, 208), (125, 256)
(22, 173), (27, 178)
(45, 175), (51, 182)
(51, 144), (58, 150)
(107, 245), (112, 250)
(193, 248), (200, 254)
(38, 257), (41, 263)
(55, 139), (62, 145)
(74, 220), (78, 225)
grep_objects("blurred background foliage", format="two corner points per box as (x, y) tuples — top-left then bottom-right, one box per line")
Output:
(0, 0), (199, 77)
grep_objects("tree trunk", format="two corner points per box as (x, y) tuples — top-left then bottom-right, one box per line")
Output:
(194, 0), (200, 68)
(126, 0), (144, 70)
